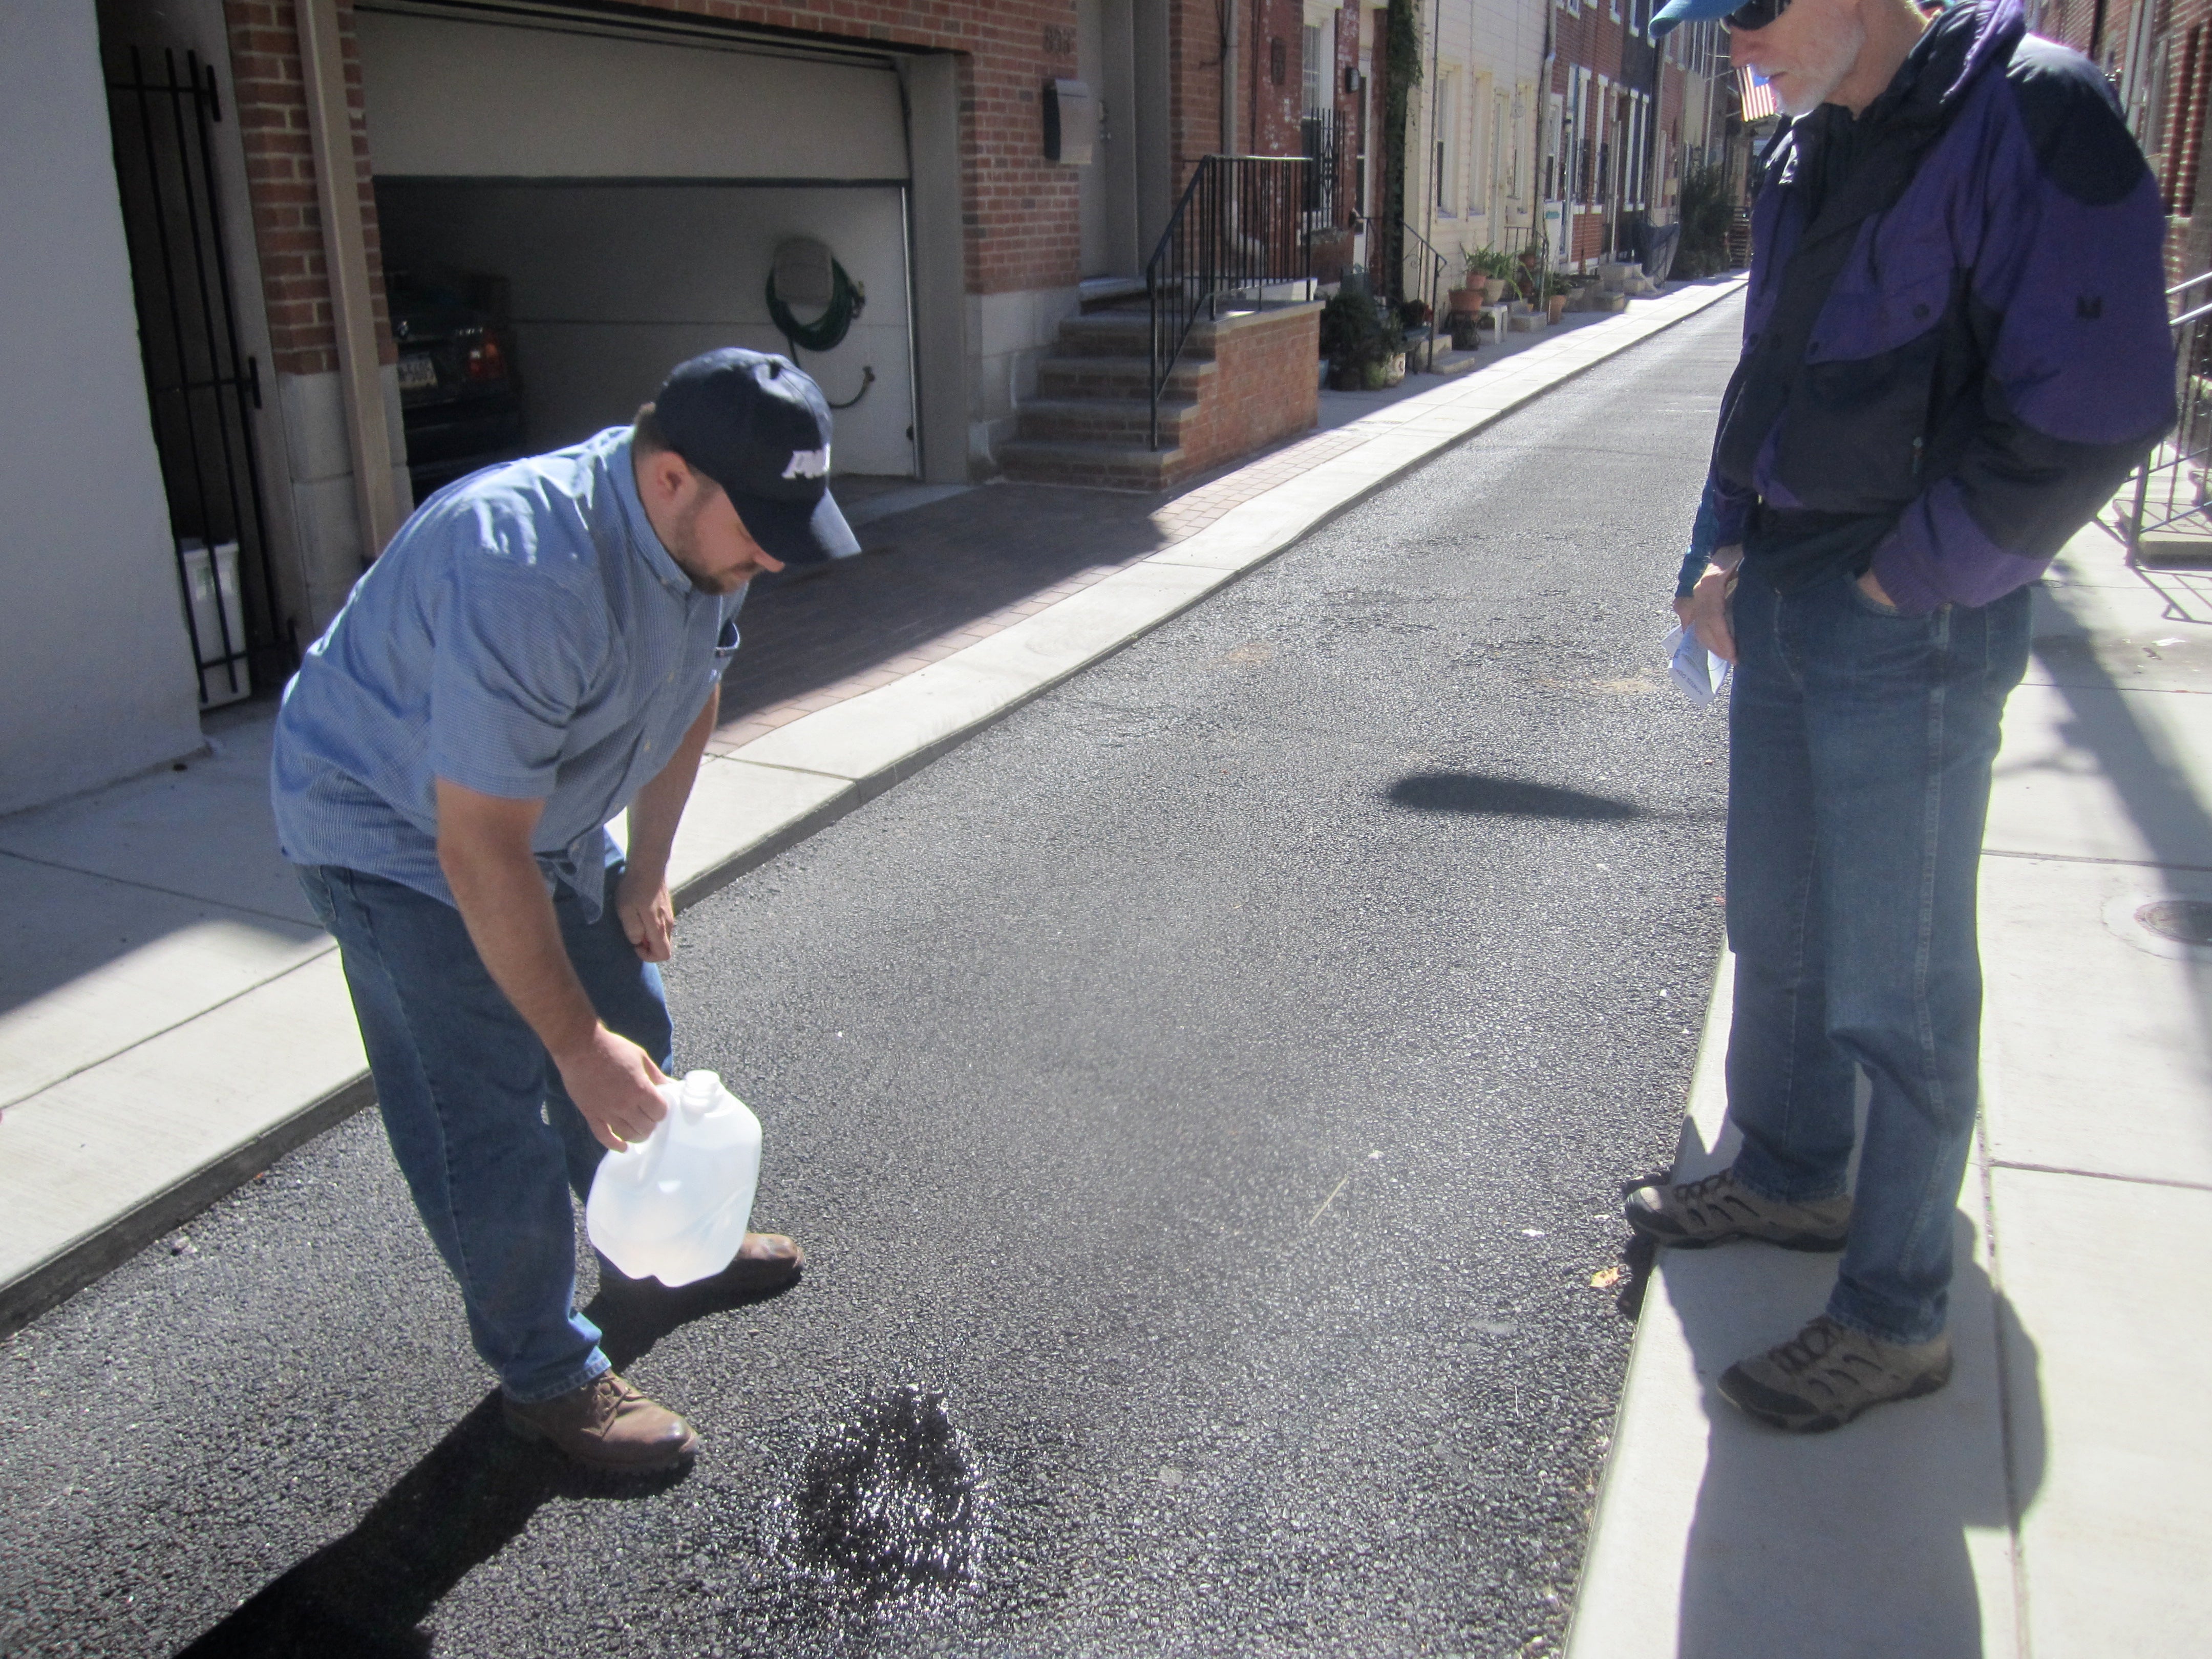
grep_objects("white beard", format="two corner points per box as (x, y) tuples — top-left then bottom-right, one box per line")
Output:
(1777, 15), (1868, 115)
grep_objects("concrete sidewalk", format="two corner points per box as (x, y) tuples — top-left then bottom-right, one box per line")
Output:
(1567, 520), (2212, 1656)
(0, 276), (1747, 1336)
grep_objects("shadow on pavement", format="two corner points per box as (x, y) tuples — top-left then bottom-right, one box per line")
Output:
(720, 482), (1174, 724)
(2033, 582), (2212, 872)
(1651, 1116), (2047, 1659)
(1386, 771), (1648, 820)
(173, 1279), (796, 1657)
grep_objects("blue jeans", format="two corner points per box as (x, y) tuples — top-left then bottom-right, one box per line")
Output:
(1724, 564), (2030, 1345)
(296, 863), (672, 1402)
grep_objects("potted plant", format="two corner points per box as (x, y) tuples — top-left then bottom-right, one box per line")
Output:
(1477, 246), (1515, 303)
(1447, 257), (1485, 318)
(1319, 274), (1407, 391)
(1513, 244), (1546, 306)
(1544, 271), (1570, 324)
(1449, 248), (1504, 313)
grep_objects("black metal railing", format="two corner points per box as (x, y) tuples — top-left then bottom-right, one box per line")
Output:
(1300, 110), (1341, 221)
(2127, 271), (2212, 557)
(1145, 154), (1317, 450)
(1400, 220), (1451, 369)
(105, 46), (284, 706)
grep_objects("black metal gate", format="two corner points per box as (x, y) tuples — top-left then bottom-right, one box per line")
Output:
(104, 47), (285, 707)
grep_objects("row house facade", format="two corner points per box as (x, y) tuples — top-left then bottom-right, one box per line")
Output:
(1365, 0), (1733, 302)
(1545, 0), (1729, 269)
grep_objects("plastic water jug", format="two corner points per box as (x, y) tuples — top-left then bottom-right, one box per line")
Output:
(585, 1070), (762, 1287)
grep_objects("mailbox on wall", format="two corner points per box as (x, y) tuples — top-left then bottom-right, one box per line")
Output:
(1042, 78), (1096, 165)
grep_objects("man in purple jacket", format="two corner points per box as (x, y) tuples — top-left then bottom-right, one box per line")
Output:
(1627, 0), (2172, 1430)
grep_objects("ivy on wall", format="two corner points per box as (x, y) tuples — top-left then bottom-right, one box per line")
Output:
(1380, 0), (1423, 299)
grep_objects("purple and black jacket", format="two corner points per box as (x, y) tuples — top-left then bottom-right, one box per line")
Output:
(1681, 0), (2175, 614)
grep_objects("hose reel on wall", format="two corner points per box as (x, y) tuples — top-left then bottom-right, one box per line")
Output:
(767, 237), (874, 408)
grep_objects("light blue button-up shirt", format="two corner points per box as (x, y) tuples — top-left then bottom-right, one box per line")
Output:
(271, 427), (738, 919)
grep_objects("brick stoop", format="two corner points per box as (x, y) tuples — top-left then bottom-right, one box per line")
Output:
(1000, 302), (1323, 492)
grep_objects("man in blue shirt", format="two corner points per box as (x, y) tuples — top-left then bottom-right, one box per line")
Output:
(273, 349), (857, 1472)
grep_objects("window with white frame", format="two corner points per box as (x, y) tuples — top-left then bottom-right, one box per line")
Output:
(1628, 94), (1646, 209)
(1436, 67), (1460, 214)
(1545, 89), (1565, 202)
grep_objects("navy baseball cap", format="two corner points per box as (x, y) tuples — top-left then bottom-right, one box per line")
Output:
(1652, 0), (1772, 37)
(650, 348), (860, 566)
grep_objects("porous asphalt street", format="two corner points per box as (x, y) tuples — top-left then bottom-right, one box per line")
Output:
(1, 296), (1742, 1658)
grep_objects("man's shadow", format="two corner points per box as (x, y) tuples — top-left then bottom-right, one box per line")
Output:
(1619, 1113), (2048, 1659)
(172, 1273), (798, 1657)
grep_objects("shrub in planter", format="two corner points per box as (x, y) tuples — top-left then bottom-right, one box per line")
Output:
(1320, 274), (1406, 389)
(1677, 161), (1732, 279)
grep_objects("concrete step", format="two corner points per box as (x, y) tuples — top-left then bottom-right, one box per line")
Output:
(996, 437), (1181, 491)
(1033, 354), (1213, 400)
(1015, 396), (1198, 445)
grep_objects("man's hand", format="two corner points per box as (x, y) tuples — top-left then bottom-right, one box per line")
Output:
(1672, 550), (1741, 664)
(554, 1024), (670, 1151)
(615, 864), (675, 963)
(435, 778), (670, 1152)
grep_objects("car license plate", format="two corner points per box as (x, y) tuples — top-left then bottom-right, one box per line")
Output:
(397, 354), (438, 392)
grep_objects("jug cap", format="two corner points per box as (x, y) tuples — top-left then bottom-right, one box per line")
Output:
(678, 1070), (721, 1117)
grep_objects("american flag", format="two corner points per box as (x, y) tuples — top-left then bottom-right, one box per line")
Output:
(1737, 65), (1779, 122)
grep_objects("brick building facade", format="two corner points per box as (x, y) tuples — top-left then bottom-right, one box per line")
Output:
(2035, 0), (2212, 282)
(147, 0), (1369, 667)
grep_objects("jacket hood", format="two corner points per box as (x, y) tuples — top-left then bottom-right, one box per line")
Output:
(1928, 0), (2028, 110)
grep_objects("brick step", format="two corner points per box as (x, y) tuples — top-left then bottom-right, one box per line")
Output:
(1034, 354), (1213, 400)
(1052, 311), (1223, 360)
(996, 437), (1183, 491)
(1015, 396), (1198, 445)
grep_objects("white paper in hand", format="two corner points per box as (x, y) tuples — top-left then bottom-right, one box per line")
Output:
(1663, 623), (1731, 709)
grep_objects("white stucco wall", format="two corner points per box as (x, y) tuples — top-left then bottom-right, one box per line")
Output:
(0, 0), (200, 816)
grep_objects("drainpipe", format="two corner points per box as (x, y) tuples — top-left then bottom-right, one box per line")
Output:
(1535, 11), (1555, 272)
(1251, 0), (1264, 152)
(1223, 0), (1239, 153)
(295, 0), (401, 561)
(1421, 0), (1442, 350)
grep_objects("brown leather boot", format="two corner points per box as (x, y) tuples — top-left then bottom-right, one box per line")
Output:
(503, 1372), (698, 1472)
(599, 1231), (806, 1300)
(715, 1230), (804, 1293)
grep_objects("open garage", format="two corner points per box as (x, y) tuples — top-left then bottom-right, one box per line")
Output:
(356, 3), (919, 495)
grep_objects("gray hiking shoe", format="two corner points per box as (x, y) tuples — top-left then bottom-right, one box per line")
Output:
(1718, 1315), (1953, 1433)
(1623, 1166), (1850, 1251)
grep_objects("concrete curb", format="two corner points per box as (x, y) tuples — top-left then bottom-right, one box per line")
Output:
(0, 276), (1747, 1339)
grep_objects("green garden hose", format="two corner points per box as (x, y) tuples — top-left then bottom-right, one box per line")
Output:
(767, 258), (865, 353)
(767, 257), (872, 406)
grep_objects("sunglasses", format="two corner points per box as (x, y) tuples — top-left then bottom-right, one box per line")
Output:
(1725, 0), (1793, 29)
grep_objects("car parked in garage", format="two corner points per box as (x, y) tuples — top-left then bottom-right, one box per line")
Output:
(388, 268), (526, 500)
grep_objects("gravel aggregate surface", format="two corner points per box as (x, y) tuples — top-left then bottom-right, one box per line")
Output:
(0, 295), (1743, 1658)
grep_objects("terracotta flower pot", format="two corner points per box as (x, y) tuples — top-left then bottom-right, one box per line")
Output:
(1447, 287), (1484, 314)
(1546, 294), (1568, 323)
